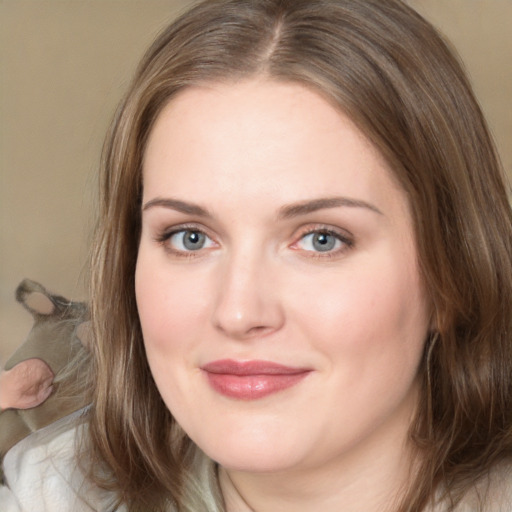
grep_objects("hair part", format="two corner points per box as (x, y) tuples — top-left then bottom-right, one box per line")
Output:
(84, 1), (512, 510)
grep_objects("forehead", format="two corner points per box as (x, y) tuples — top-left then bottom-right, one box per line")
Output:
(142, 79), (409, 222)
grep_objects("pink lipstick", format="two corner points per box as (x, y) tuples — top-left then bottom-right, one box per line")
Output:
(201, 359), (311, 400)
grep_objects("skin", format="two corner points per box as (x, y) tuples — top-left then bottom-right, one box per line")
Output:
(136, 79), (431, 511)
(0, 359), (53, 411)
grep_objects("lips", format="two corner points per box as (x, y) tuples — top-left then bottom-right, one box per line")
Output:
(201, 359), (311, 400)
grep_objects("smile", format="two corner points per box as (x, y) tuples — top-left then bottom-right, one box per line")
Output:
(201, 359), (312, 400)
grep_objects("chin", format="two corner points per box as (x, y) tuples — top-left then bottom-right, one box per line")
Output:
(211, 447), (303, 474)
(189, 422), (306, 473)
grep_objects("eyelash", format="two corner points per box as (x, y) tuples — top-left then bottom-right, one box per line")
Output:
(154, 224), (354, 259)
(291, 226), (354, 259)
(155, 224), (216, 259)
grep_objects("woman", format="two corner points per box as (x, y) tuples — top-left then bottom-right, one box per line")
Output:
(3, 0), (512, 510)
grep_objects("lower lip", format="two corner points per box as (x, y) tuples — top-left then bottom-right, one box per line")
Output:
(204, 372), (310, 400)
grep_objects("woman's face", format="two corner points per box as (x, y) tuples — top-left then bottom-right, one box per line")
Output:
(136, 79), (430, 474)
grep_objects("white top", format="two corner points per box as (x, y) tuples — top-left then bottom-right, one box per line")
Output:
(0, 409), (121, 512)
(1, 411), (511, 512)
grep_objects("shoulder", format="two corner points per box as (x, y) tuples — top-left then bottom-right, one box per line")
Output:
(474, 462), (512, 512)
(1, 408), (123, 512)
(449, 463), (512, 512)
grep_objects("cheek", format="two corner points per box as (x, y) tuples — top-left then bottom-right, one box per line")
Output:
(135, 256), (209, 412)
(289, 251), (429, 368)
(135, 256), (210, 354)
(287, 256), (428, 443)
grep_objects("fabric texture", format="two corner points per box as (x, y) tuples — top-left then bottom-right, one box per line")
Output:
(0, 408), (121, 512)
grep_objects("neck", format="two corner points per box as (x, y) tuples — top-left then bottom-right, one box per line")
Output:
(219, 391), (418, 512)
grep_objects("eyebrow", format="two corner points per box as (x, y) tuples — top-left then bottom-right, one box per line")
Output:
(142, 195), (383, 218)
(142, 198), (211, 217)
(278, 196), (383, 218)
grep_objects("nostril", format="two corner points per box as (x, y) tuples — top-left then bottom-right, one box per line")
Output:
(247, 325), (273, 336)
(213, 313), (283, 340)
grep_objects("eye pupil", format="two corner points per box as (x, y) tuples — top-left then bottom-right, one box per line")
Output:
(183, 231), (205, 250)
(313, 232), (336, 252)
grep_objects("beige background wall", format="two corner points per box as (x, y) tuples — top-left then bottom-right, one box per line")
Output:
(1, 0), (511, 365)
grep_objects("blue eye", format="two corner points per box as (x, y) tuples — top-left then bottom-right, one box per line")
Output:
(297, 231), (344, 253)
(168, 230), (215, 252)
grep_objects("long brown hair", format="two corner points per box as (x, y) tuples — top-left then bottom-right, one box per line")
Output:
(85, 0), (512, 510)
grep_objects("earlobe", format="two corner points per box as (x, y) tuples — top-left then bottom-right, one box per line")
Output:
(428, 303), (441, 334)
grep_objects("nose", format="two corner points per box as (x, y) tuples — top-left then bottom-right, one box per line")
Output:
(211, 251), (285, 340)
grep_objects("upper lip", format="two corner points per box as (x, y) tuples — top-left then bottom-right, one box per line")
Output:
(201, 359), (311, 376)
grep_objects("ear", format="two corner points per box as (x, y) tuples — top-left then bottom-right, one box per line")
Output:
(0, 359), (54, 411)
(16, 279), (56, 316)
(75, 321), (93, 350)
